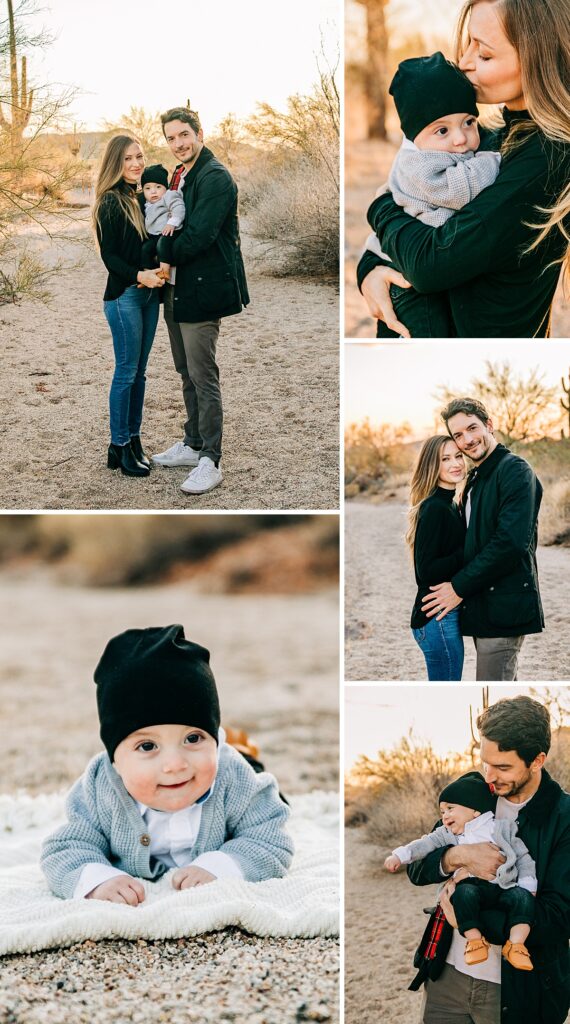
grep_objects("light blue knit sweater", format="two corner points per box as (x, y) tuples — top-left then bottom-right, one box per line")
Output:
(41, 744), (294, 899)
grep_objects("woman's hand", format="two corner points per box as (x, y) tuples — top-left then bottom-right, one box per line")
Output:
(136, 269), (165, 289)
(86, 874), (145, 905)
(360, 266), (412, 338)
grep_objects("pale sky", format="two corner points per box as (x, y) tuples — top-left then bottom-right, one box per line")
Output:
(344, 685), (567, 772)
(25, 0), (338, 131)
(344, 341), (570, 436)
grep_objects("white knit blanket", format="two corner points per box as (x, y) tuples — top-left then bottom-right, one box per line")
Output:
(0, 790), (338, 955)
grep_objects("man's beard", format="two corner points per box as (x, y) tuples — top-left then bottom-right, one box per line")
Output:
(493, 769), (533, 798)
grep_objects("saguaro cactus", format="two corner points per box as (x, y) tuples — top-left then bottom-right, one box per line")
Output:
(0, 0), (34, 158)
(353, 0), (389, 140)
(562, 367), (570, 438)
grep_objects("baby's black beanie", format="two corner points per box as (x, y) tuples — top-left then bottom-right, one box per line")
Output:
(389, 51), (478, 142)
(439, 771), (496, 814)
(141, 164), (169, 189)
(94, 625), (221, 760)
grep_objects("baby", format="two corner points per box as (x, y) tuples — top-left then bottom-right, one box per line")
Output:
(364, 52), (501, 337)
(41, 625), (294, 903)
(384, 771), (536, 971)
(140, 164), (186, 281)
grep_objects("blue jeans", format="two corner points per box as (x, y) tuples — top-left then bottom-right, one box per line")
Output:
(412, 608), (464, 681)
(104, 285), (160, 445)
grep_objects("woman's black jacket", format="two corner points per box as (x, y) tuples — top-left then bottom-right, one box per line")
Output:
(451, 445), (543, 638)
(358, 110), (570, 337)
(407, 770), (570, 1024)
(411, 486), (464, 629)
(96, 182), (147, 300)
(169, 146), (249, 324)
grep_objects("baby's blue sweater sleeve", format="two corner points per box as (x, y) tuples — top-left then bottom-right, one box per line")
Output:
(40, 766), (114, 899)
(219, 759), (294, 882)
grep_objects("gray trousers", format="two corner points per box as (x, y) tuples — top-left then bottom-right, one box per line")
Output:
(421, 964), (500, 1024)
(163, 285), (222, 463)
(473, 636), (525, 681)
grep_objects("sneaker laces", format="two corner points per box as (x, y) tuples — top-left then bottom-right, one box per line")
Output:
(191, 458), (214, 478)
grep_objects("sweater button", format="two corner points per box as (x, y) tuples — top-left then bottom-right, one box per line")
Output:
(140, 833), (151, 846)
(489, 586), (494, 591)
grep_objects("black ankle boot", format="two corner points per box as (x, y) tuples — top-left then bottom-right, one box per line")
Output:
(130, 435), (151, 468)
(107, 442), (150, 477)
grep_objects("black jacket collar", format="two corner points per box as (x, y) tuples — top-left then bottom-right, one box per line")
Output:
(181, 145), (215, 189)
(517, 769), (564, 826)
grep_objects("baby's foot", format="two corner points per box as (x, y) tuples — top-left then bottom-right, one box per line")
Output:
(502, 940), (533, 971)
(464, 937), (490, 965)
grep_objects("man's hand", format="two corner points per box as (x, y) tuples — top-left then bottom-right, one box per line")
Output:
(85, 875), (145, 905)
(439, 879), (458, 929)
(421, 582), (462, 620)
(360, 266), (412, 338)
(172, 866), (216, 890)
(162, 224), (175, 236)
(384, 854), (402, 873)
(442, 842), (505, 881)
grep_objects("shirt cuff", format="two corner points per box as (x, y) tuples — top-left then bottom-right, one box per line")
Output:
(73, 862), (129, 899)
(190, 851), (245, 880)
(518, 876), (538, 894)
(392, 845), (412, 864)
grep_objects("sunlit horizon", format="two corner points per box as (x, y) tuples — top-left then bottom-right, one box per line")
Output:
(345, 342), (570, 437)
(21, 0), (338, 132)
(345, 685), (568, 774)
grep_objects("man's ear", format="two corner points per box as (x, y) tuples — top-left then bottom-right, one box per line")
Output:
(486, 418), (494, 434)
(198, 129), (204, 143)
(530, 752), (546, 773)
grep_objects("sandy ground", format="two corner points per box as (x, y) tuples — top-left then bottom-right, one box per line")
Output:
(345, 501), (570, 681)
(345, 825), (570, 1024)
(344, 139), (570, 340)
(0, 572), (339, 1021)
(0, 208), (339, 510)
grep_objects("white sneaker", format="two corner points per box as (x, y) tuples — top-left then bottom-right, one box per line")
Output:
(152, 441), (200, 468)
(180, 456), (223, 494)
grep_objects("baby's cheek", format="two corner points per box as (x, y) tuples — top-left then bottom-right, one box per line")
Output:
(122, 769), (156, 805)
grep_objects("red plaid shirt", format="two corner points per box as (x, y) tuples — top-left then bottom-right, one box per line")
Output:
(169, 164), (186, 191)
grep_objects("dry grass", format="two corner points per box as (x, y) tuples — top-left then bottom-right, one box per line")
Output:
(346, 736), (468, 847)
(0, 515), (338, 590)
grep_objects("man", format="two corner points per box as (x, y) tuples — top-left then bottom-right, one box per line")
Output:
(409, 695), (570, 1024)
(152, 107), (249, 494)
(422, 397), (544, 680)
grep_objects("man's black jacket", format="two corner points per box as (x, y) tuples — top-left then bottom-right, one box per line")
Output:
(169, 146), (249, 323)
(407, 770), (570, 1024)
(451, 444), (544, 638)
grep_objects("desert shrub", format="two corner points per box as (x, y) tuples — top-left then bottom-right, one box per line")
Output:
(244, 152), (338, 276)
(537, 479), (570, 546)
(348, 735), (468, 847)
(243, 71), (339, 279)
(548, 729), (570, 790)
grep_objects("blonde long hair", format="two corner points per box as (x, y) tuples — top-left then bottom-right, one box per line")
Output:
(455, 0), (570, 280)
(405, 435), (462, 554)
(92, 135), (147, 242)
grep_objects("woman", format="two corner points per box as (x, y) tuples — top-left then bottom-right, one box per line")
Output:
(407, 436), (466, 680)
(358, 0), (570, 338)
(92, 135), (164, 477)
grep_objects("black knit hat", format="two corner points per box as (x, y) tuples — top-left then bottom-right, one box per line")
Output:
(439, 771), (496, 814)
(389, 51), (478, 142)
(94, 625), (221, 760)
(141, 164), (169, 189)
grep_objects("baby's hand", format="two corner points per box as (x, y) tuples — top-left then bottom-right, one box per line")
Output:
(172, 866), (216, 890)
(384, 854), (402, 873)
(162, 224), (175, 236)
(85, 875), (145, 905)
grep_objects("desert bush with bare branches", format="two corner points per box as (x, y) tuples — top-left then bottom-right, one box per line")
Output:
(241, 65), (339, 278)
(347, 735), (468, 847)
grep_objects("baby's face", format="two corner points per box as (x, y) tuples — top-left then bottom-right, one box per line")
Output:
(414, 113), (480, 154)
(113, 723), (217, 812)
(143, 182), (167, 203)
(440, 801), (480, 834)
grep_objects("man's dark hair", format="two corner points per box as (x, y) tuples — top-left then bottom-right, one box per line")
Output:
(477, 696), (551, 766)
(160, 107), (202, 136)
(441, 397), (491, 430)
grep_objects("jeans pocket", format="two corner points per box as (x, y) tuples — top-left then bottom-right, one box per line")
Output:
(412, 627), (426, 643)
